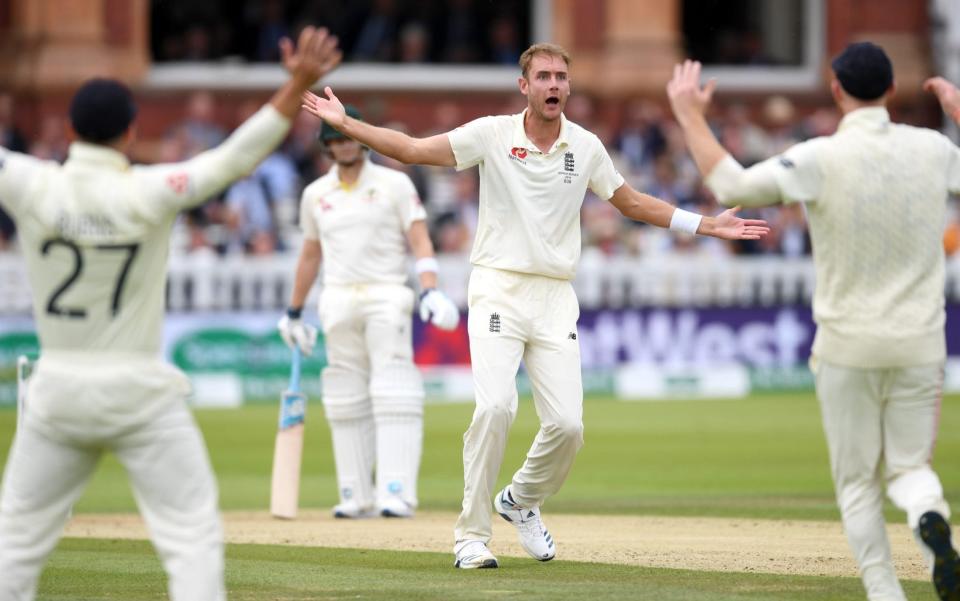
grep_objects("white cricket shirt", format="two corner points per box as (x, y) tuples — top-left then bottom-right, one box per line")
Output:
(300, 159), (426, 286)
(448, 110), (624, 280)
(0, 105), (291, 356)
(707, 107), (960, 367)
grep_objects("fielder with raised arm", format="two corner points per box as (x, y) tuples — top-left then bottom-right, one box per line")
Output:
(302, 42), (769, 569)
(667, 43), (960, 601)
(277, 105), (459, 519)
(0, 28), (341, 601)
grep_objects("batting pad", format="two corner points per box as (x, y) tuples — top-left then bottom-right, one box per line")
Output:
(374, 413), (422, 508)
(370, 361), (424, 414)
(321, 367), (375, 508)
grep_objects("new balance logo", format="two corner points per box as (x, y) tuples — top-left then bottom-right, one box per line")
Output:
(778, 156), (795, 169)
(567, 332), (577, 340)
(489, 313), (501, 333)
(563, 152), (575, 172)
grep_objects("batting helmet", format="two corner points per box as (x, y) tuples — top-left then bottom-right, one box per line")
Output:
(319, 104), (363, 144)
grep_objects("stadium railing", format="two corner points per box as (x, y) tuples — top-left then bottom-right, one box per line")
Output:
(5, 252), (960, 315)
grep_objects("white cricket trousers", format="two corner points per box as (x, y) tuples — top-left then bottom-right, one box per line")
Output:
(319, 283), (424, 510)
(0, 353), (224, 601)
(813, 358), (950, 601)
(455, 266), (583, 544)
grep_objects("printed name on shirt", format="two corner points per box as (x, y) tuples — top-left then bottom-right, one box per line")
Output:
(56, 212), (117, 238)
(778, 157), (795, 169)
(508, 147), (528, 164)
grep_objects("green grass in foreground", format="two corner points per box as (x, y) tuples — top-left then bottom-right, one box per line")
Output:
(41, 538), (941, 601)
(0, 394), (958, 520)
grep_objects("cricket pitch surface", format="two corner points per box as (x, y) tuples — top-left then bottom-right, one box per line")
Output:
(63, 510), (932, 580)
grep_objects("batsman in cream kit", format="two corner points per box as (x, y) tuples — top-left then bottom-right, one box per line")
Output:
(0, 27), (342, 601)
(302, 42), (767, 569)
(277, 105), (459, 520)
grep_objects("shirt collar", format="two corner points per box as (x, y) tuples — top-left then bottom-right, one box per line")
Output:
(64, 141), (130, 171)
(511, 109), (570, 155)
(331, 157), (372, 191)
(837, 106), (890, 133)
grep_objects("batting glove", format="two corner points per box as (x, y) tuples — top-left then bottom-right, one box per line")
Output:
(278, 309), (318, 355)
(419, 289), (460, 331)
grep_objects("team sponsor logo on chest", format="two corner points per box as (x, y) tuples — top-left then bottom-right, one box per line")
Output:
(508, 147), (529, 164)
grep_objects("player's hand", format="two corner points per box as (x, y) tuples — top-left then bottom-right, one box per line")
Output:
(666, 60), (717, 125)
(419, 289), (460, 331)
(279, 26), (342, 87)
(703, 206), (770, 241)
(301, 87), (346, 129)
(924, 77), (960, 121)
(278, 314), (319, 355)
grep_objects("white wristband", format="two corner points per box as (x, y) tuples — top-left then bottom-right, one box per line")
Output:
(669, 208), (702, 235)
(415, 257), (439, 275)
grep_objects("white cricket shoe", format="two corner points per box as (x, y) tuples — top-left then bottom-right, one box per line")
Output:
(454, 540), (499, 569)
(332, 501), (374, 519)
(494, 486), (555, 561)
(378, 497), (414, 518)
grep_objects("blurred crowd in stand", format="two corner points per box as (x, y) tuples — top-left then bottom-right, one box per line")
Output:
(150, 0), (530, 65)
(2, 88), (959, 261)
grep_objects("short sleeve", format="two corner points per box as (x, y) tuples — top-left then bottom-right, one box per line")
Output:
(587, 139), (625, 201)
(944, 135), (960, 195)
(299, 189), (320, 241)
(769, 138), (823, 204)
(448, 117), (495, 171)
(394, 173), (427, 231)
(0, 147), (48, 219)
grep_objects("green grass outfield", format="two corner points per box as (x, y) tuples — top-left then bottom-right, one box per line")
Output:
(1, 393), (958, 600)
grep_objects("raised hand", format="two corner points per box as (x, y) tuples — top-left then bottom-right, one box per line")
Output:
(666, 60), (717, 125)
(924, 77), (960, 120)
(278, 26), (342, 87)
(708, 206), (770, 241)
(301, 87), (347, 128)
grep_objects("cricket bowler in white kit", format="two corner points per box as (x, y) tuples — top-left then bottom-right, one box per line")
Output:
(0, 28), (342, 601)
(301, 42), (769, 569)
(278, 105), (459, 519)
(668, 43), (960, 601)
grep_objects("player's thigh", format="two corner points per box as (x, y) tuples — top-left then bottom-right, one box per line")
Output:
(320, 288), (368, 371)
(884, 361), (944, 472)
(525, 282), (582, 426)
(1, 416), (99, 517)
(115, 400), (219, 523)
(364, 285), (415, 366)
(813, 359), (884, 478)
(467, 275), (526, 411)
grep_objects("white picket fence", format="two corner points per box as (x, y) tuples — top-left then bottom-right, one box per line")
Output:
(3, 251), (960, 314)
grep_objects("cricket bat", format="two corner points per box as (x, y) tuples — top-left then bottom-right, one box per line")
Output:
(270, 346), (306, 519)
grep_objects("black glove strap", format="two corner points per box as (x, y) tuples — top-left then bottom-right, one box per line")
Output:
(419, 288), (435, 302)
(286, 306), (303, 319)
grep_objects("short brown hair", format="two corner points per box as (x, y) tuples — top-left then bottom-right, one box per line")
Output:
(519, 43), (571, 78)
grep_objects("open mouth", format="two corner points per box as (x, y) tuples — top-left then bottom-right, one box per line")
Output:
(545, 96), (560, 106)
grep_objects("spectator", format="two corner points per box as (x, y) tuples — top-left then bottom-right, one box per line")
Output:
(351, 0), (400, 62)
(28, 115), (68, 162)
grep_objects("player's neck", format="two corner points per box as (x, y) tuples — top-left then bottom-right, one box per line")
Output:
(336, 160), (363, 185)
(523, 110), (561, 153)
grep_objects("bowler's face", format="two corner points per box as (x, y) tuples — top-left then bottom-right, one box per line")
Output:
(520, 54), (570, 122)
